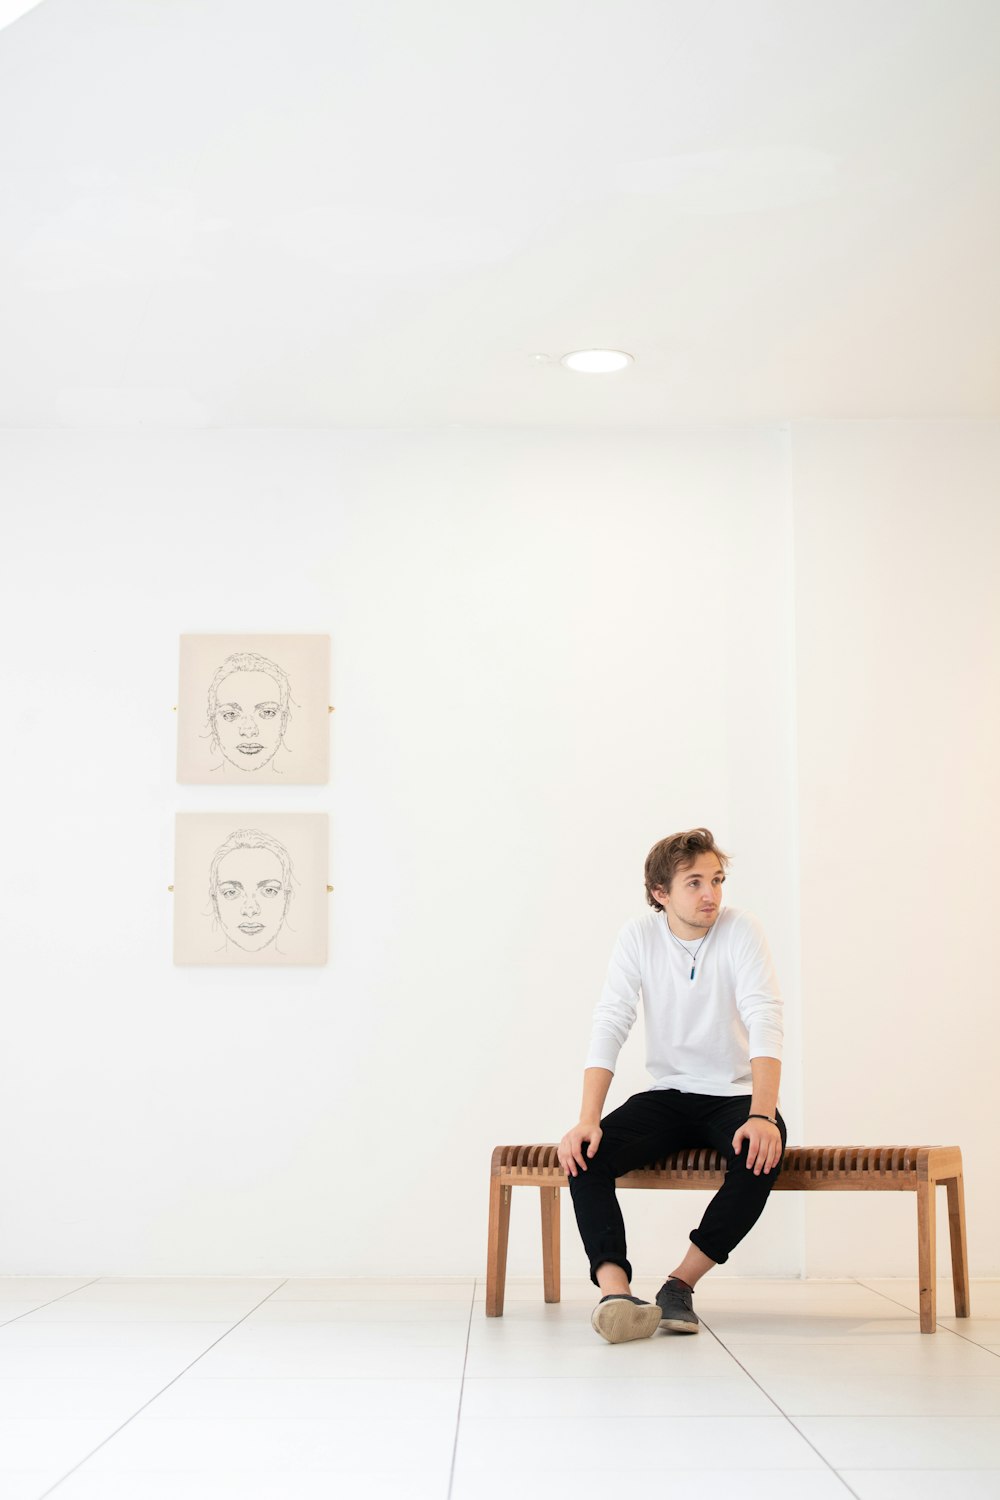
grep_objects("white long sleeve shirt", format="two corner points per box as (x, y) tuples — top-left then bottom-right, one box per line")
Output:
(584, 905), (783, 1097)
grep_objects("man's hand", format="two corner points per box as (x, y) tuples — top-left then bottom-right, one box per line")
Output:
(732, 1118), (782, 1175)
(557, 1121), (602, 1178)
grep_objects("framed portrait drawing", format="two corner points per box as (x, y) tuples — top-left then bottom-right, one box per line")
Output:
(173, 812), (329, 966)
(176, 634), (330, 784)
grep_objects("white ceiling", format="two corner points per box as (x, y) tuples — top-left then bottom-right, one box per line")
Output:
(2, 0), (999, 427)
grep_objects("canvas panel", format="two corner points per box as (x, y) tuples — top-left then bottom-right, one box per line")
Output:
(176, 633), (330, 784)
(174, 811), (329, 965)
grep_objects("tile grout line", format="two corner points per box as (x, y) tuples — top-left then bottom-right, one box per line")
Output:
(446, 1277), (477, 1500)
(0, 1277), (105, 1328)
(699, 1301), (864, 1499)
(854, 1277), (1000, 1359)
(34, 1278), (290, 1499)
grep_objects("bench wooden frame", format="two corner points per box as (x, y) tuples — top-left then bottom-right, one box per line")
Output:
(487, 1143), (969, 1333)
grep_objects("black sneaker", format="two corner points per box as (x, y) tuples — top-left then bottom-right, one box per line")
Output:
(591, 1293), (663, 1344)
(655, 1277), (700, 1333)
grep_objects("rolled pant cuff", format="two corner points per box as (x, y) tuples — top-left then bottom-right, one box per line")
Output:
(689, 1230), (726, 1265)
(590, 1255), (632, 1288)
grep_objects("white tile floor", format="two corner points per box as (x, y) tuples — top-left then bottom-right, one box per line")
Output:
(1, 1275), (998, 1499)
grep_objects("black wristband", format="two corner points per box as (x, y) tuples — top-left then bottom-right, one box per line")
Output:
(748, 1113), (777, 1125)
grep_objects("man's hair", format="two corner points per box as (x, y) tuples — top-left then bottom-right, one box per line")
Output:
(644, 827), (731, 910)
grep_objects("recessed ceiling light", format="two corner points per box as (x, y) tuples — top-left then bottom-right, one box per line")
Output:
(0, 2), (46, 30)
(560, 349), (634, 374)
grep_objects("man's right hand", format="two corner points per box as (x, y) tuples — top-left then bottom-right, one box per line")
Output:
(557, 1121), (602, 1177)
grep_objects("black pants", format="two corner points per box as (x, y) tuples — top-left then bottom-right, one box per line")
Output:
(569, 1088), (789, 1286)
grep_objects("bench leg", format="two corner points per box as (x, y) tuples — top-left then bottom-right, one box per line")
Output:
(917, 1178), (937, 1333)
(945, 1173), (970, 1318)
(486, 1177), (511, 1317)
(540, 1186), (561, 1304)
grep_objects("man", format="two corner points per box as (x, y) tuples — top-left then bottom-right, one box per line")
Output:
(557, 827), (787, 1344)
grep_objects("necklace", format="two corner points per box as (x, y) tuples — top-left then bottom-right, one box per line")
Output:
(666, 919), (713, 980)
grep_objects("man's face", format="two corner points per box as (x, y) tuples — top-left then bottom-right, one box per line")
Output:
(214, 846), (288, 952)
(212, 670), (284, 772)
(654, 851), (725, 934)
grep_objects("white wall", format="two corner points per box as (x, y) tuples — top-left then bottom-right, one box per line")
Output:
(0, 426), (802, 1279)
(792, 421), (1000, 1276)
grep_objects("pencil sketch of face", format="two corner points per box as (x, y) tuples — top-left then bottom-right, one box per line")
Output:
(209, 830), (294, 953)
(207, 653), (291, 774)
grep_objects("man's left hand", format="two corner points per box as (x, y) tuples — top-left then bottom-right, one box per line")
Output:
(732, 1118), (782, 1175)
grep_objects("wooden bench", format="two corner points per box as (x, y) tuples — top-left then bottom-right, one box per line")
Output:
(487, 1143), (969, 1333)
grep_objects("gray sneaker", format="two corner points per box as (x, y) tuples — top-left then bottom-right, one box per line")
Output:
(591, 1293), (663, 1344)
(655, 1277), (700, 1333)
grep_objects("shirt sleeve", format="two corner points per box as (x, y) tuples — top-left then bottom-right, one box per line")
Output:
(732, 911), (783, 1060)
(583, 921), (642, 1074)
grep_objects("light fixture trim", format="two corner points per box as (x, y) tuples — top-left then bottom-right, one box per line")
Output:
(560, 349), (634, 374)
